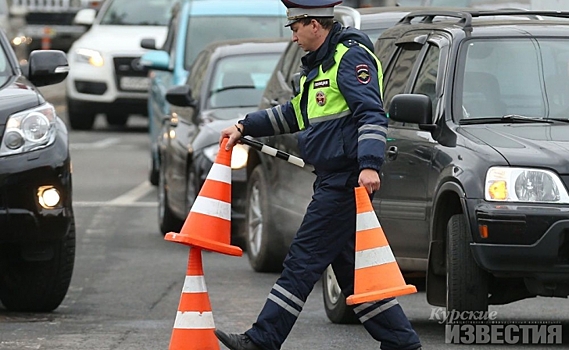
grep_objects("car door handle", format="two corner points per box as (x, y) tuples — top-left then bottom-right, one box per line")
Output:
(270, 99), (279, 106)
(387, 146), (398, 160)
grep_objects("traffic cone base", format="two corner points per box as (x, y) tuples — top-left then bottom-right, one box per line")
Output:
(165, 139), (242, 257)
(166, 231), (242, 256)
(346, 285), (417, 305)
(347, 187), (417, 305)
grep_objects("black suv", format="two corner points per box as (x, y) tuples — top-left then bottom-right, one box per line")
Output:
(361, 9), (569, 317)
(245, 9), (569, 323)
(0, 29), (74, 312)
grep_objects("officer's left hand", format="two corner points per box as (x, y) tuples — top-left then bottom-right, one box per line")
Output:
(359, 169), (380, 194)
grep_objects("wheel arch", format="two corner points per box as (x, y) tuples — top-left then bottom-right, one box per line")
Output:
(426, 180), (469, 306)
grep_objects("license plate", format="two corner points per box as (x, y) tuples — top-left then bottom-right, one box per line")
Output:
(120, 77), (150, 91)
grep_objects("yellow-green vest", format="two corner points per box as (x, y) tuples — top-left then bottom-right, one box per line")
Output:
(291, 42), (383, 130)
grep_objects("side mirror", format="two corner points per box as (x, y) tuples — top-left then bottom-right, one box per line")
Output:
(166, 85), (197, 107)
(73, 8), (96, 26)
(388, 94), (435, 131)
(26, 50), (69, 87)
(140, 38), (157, 50)
(291, 72), (301, 97)
(140, 50), (171, 71)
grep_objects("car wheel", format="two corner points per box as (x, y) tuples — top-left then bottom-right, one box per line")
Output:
(158, 161), (183, 235)
(66, 97), (96, 130)
(0, 216), (76, 312)
(185, 163), (199, 212)
(245, 165), (286, 272)
(446, 213), (489, 317)
(106, 113), (129, 127)
(149, 155), (159, 186)
(322, 265), (359, 324)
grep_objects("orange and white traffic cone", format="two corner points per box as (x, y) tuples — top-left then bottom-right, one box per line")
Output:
(346, 186), (417, 305)
(165, 138), (242, 256)
(169, 247), (219, 350)
(41, 26), (52, 50)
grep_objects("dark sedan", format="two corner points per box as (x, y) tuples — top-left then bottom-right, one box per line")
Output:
(157, 38), (288, 243)
(0, 29), (74, 312)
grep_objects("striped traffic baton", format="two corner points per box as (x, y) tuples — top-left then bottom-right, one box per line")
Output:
(239, 137), (305, 168)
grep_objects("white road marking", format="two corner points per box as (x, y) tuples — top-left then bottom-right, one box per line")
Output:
(74, 181), (156, 207)
(70, 137), (122, 150)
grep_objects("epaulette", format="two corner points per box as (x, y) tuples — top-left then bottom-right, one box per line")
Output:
(343, 39), (360, 47)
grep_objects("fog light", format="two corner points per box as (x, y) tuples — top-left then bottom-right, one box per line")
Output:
(38, 186), (61, 208)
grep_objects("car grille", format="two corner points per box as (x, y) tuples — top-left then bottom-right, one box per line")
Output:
(113, 57), (150, 93)
(25, 12), (77, 25)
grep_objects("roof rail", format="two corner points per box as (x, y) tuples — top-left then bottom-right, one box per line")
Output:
(399, 9), (569, 32)
(399, 10), (473, 30)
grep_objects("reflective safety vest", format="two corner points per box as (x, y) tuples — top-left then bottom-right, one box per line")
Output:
(291, 42), (383, 130)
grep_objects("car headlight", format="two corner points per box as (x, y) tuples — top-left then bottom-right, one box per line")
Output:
(74, 48), (104, 67)
(0, 103), (57, 156)
(203, 143), (249, 170)
(485, 166), (569, 203)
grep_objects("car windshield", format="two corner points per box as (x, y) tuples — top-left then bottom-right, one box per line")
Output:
(100, 0), (177, 26)
(184, 16), (286, 69)
(458, 38), (569, 122)
(0, 44), (10, 76)
(207, 53), (282, 111)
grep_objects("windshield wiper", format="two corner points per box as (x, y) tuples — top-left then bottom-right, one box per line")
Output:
(460, 114), (553, 125)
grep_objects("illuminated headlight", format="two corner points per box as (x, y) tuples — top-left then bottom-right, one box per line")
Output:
(485, 167), (569, 203)
(203, 144), (249, 170)
(37, 186), (61, 209)
(0, 104), (57, 156)
(75, 48), (104, 67)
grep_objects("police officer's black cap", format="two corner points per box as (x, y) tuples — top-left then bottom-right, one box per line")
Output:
(281, 0), (342, 27)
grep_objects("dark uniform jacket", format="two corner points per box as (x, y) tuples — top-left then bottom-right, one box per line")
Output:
(240, 22), (387, 177)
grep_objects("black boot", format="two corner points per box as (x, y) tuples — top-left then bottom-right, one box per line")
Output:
(214, 329), (262, 350)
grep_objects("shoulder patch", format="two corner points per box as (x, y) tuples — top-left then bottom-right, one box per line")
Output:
(356, 64), (371, 84)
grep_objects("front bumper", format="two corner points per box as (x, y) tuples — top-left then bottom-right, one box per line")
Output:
(0, 123), (73, 244)
(66, 52), (150, 107)
(468, 200), (569, 280)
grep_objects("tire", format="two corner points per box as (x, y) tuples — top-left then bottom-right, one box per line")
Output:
(0, 216), (76, 312)
(446, 213), (489, 318)
(158, 161), (184, 235)
(106, 113), (129, 127)
(185, 164), (199, 212)
(245, 165), (286, 272)
(322, 265), (359, 324)
(149, 155), (159, 186)
(66, 97), (96, 130)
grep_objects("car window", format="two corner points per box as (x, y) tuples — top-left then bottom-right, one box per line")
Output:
(188, 49), (212, 103)
(458, 38), (569, 120)
(100, 0), (177, 26)
(207, 53), (282, 110)
(0, 45), (9, 75)
(383, 46), (422, 118)
(412, 44), (440, 119)
(184, 16), (286, 69)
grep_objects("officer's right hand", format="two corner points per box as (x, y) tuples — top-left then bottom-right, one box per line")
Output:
(219, 123), (244, 150)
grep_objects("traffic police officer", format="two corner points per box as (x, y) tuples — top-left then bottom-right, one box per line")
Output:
(215, 0), (423, 349)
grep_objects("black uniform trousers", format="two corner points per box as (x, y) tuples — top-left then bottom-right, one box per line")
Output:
(245, 171), (421, 350)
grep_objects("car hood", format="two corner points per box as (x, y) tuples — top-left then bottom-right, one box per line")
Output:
(72, 25), (167, 53)
(0, 76), (42, 125)
(463, 123), (569, 172)
(193, 107), (248, 150)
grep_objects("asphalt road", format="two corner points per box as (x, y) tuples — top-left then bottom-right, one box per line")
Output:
(1, 83), (569, 349)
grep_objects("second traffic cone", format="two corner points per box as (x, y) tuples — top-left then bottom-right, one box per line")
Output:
(346, 186), (417, 305)
(169, 247), (219, 350)
(165, 138), (242, 256)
